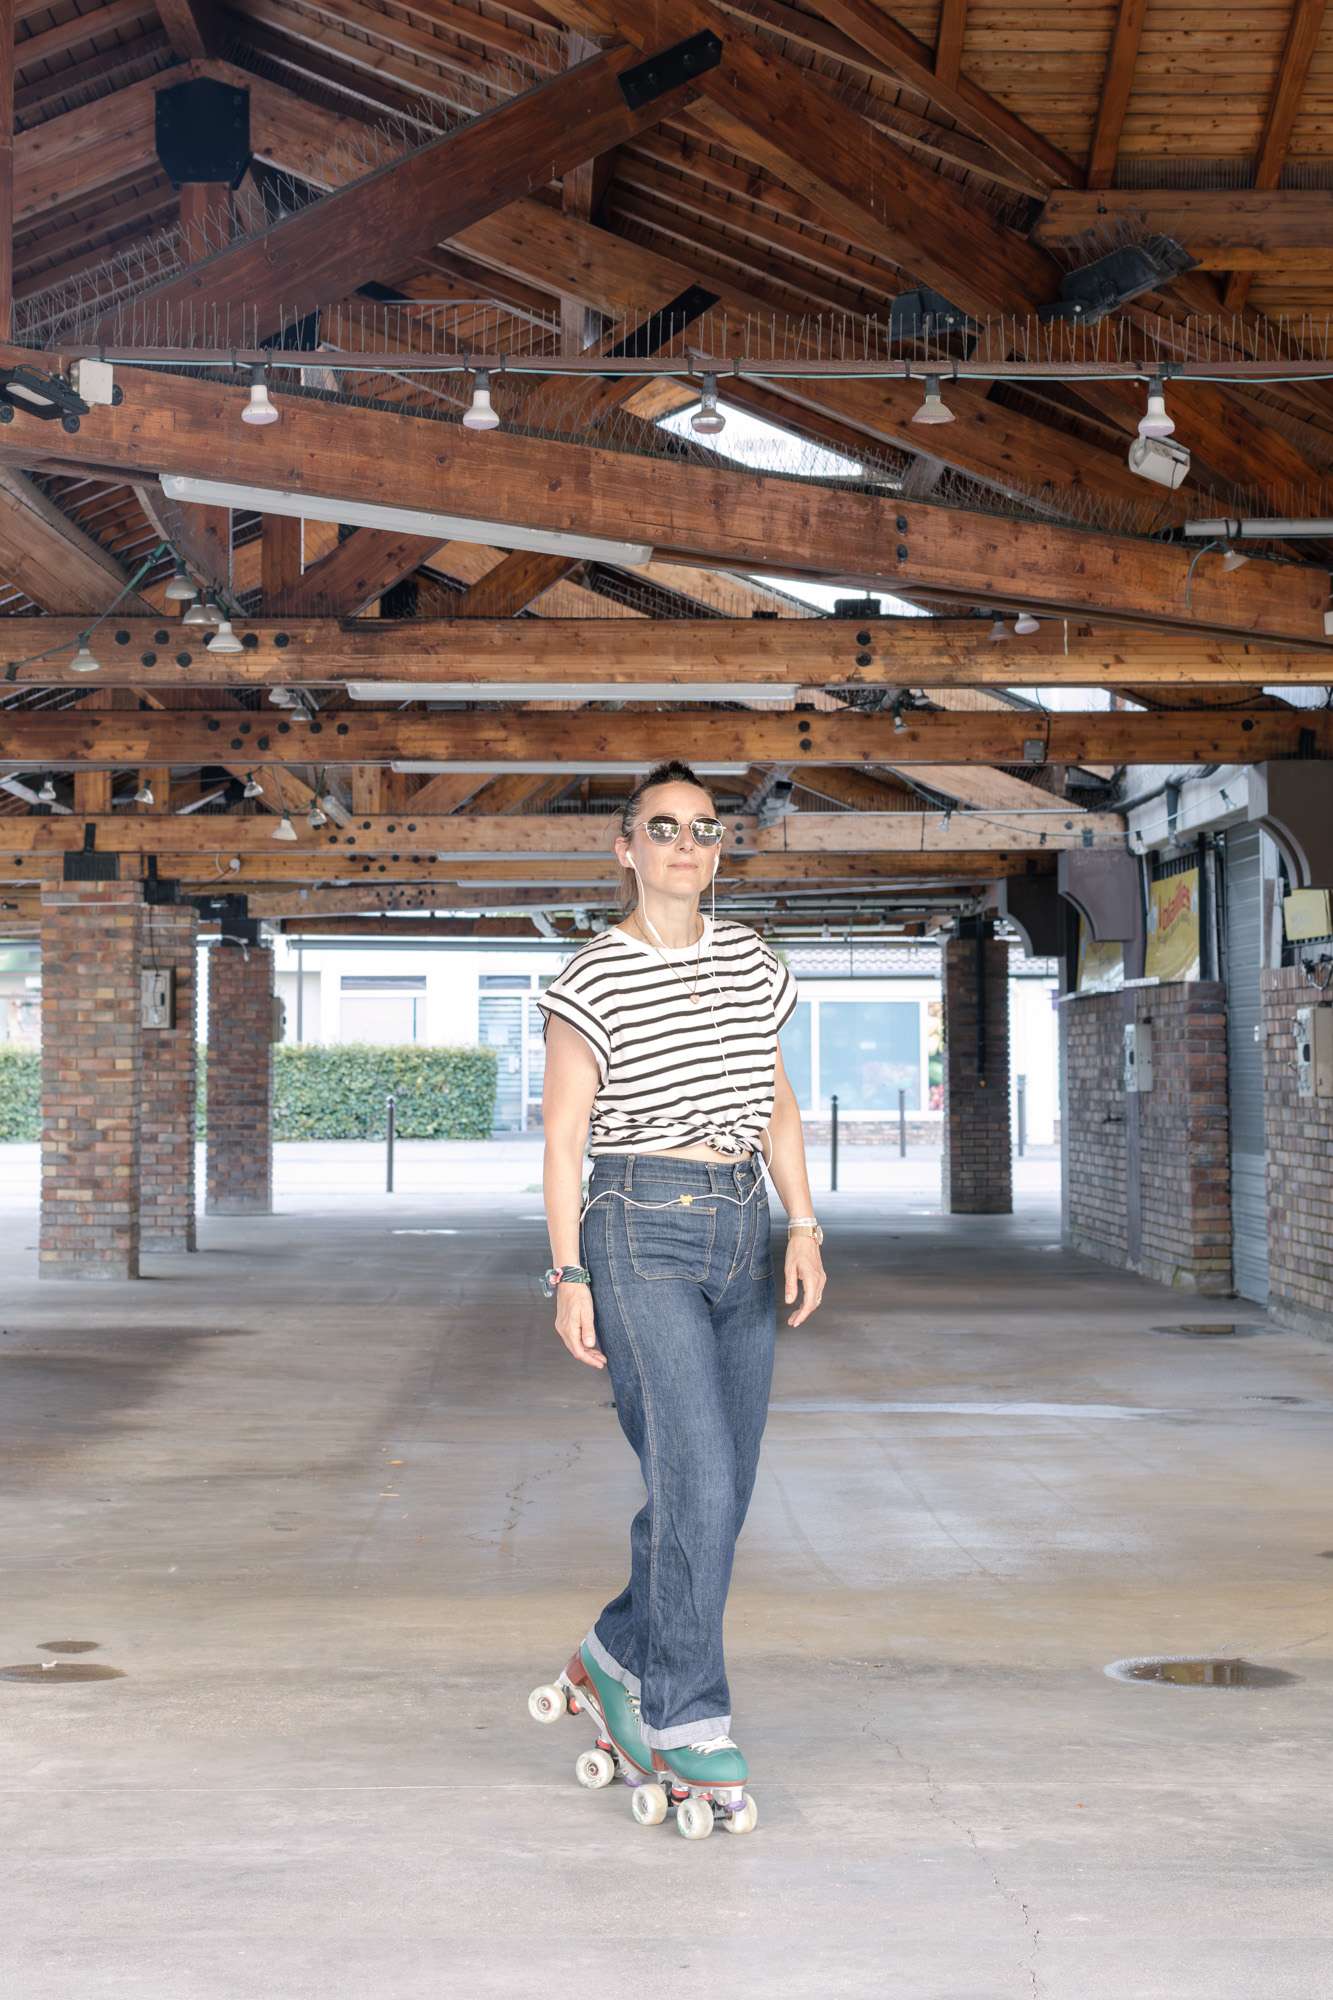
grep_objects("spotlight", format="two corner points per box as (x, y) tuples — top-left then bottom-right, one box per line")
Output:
(206, 619), (244, 654)
(1221, 544), (1249, 571)
(1138, 377), (1174, 438)
(37, 776), (56, 804)
(308, 801), (328, 829)
(462, 369), (500, 431)
(691, 373), (726, 436)
(268, 685), (294, 707)
(134, 780), (154, 805)
(1014, 611), (1040, 635)
(69, 641), (101, 674)
(164, 563), (197, 602)
(182, 600), (213, 627)
(241, 364), (279, 427)
(243, 771), (263, 798)
(988, 617), (1008, 642)
(911, 374), (954, 426)
(272, 812), (299, 842)
(893, 707), (907, 733)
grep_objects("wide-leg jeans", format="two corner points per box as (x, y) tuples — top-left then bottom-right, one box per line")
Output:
(580, 1150), (775, 1751)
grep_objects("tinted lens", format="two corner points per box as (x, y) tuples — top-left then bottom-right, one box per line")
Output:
(642, 815), (681, 843)
(691, 817), (724, 844)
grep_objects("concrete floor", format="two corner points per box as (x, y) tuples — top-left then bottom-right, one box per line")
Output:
(2, 1173), (1331, 1998)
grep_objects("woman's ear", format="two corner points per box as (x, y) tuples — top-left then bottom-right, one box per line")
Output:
(613, 834), (630, 868)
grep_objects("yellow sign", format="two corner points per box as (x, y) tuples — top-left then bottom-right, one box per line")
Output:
(1076, 922), (1124, 993)
(1145, 868), (1201, 983)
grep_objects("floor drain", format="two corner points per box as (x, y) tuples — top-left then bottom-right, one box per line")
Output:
(1151, 1322), (1263, 1339)
(0, 1663), (125, 1683)
(1105, 1655), (1298, 1689)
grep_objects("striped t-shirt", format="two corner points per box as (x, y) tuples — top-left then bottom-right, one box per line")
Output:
(536, 917), (798, 1158)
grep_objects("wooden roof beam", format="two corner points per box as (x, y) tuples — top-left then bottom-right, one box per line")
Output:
(2, 706), (1325, 768)
(90, 39), (721, 341)
(1224, 0), (1329, 312)
(1085, 0), (1147, 191)
(1039, 189), (1333, 269)
(4, 367), (1321, 644)
(0, 809), (1123, 857)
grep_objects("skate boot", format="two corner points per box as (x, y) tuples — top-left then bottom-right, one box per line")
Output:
(642, 1734), (758, 1840)
(528, 1643), (653, 1795)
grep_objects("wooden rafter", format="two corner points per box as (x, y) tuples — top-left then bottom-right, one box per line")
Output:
(933, 0), (967, 89)
(1085, 0), (1147, 191)
(1223, 0), (1330, 312)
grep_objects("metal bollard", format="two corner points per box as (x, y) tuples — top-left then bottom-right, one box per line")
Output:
(1016, 1074), (1027, 1159)
(386, 1092), (396, 1192)
(898, 1086), (907, 1157)
(830, 1092), (839, 1193)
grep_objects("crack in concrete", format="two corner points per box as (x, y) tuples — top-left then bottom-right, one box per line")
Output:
(871, 1724), (1043, 1998)
(500, 1439), (583, 1540)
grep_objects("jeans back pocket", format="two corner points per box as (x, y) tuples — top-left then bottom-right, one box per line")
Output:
(624, 1195), (717, 1281)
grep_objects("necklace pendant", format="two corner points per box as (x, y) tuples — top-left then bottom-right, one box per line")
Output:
(689, 991), (702, 1004)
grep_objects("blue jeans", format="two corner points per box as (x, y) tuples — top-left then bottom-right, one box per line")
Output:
(579, 1151), (775, 1750)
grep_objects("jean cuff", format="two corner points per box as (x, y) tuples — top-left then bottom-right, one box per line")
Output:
(639, 1712), (732, 1751)
(583, 1625), (641, 1696)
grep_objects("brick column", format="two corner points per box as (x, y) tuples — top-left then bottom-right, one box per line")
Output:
(1262, 966), (1333, 1337)
(206, 941), (274, 1215)
(39, 879), (144, 1280)
(141, 902), (199, 1252)
(941, 928), (1012, 1214)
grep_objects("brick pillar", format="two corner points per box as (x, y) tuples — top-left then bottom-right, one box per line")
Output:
(39, 879), (144, 1280)
(941, 927), (1012, 1214)
(141, 903), (199, 1252)
(206, 941), (273, 1215)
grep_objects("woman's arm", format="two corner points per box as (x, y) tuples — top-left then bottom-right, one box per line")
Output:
(766, 1045), (826, 1328)
(541, 1016), (606, 1370)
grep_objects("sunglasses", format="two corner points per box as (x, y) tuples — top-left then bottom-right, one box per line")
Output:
(636, 814), (725, 846)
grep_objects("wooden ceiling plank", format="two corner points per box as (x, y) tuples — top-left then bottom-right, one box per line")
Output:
(155, 0), (222, 59)
(1085, 0), (1148, 191)
(17, 0), (159, 75)
(0, 467), (156, 613)
(1223, 0), (1330, 312)
(1039, 189), (1333, 269)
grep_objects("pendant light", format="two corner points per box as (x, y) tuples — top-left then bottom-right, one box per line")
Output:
(241, 365), (279, 427)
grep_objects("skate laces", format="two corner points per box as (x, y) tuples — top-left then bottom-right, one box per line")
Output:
(689, 1733), (738, 1755)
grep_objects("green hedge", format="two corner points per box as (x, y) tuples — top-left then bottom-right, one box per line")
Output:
(1, 1042), (497, 1143)
(0, 1046), (40, 1140)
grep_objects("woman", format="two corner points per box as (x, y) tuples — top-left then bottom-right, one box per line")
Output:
(534, 760), (825, 1836)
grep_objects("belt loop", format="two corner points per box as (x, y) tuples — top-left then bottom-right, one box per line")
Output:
(623, 1154), (634, 1193)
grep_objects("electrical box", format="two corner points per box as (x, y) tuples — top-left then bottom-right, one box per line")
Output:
(271, 994), (286, 1044)
(69, 359), (116, 408)
(141, 967), (175, 1029)
(1294, 1004), (1333, 1098)
(1284, 889), (1333, 943)
(1123, 1020), (1154, 1092)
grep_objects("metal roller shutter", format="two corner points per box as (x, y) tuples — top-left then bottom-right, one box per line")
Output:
(1224, 825), (1268, 1304)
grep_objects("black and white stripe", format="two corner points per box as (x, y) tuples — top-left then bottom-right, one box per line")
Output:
(537, 918), (797, 1156)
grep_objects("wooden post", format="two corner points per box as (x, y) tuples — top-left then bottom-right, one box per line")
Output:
(179, 180), (232, 589)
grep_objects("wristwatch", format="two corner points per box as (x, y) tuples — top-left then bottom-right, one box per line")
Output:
(542, 1263), (592, 1298)
(786, 1217), (824, 1246)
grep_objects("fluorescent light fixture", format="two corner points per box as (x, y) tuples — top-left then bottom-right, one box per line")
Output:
(160, 476), (655, 566)
(391, 761), (750, 775)
(346, 681), (799, 703)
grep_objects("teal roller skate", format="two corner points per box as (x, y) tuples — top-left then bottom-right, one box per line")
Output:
(645, 1734), (759, 1840)
(528, 1643), (653, 1795)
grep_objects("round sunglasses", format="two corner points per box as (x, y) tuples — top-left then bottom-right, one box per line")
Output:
(635, 813), (725, 846)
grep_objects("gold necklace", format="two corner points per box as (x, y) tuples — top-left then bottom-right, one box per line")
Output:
(631, 909), (706, 1005)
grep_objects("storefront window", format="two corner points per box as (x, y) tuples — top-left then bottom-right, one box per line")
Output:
(779, 1000), (813, 1109)
(817, 998), (920, 1110)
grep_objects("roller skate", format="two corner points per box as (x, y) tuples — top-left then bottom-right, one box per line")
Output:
(528, 1651), (758, 1839)
(644, 1735), (758, 1840)
(528, 1643), (654, 1791)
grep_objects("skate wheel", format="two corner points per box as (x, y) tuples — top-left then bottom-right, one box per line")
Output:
(676, 1795), (714, 1840)
(631, 1782), (668, 1826)
(528, 1683), (568, 1725)
(721, 1791), (758, 1834)
(575, 1747), (617, 1790)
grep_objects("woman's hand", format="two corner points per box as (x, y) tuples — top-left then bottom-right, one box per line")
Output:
(784, 1233), (826, 1328)
(554, 1281), (606, 1369)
